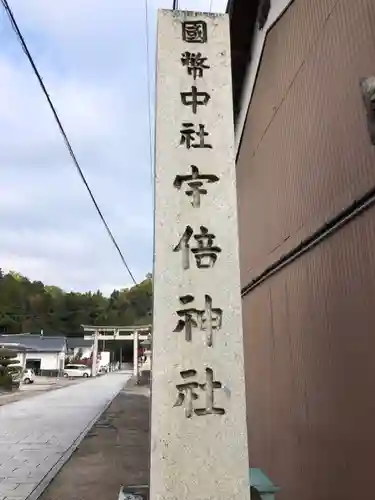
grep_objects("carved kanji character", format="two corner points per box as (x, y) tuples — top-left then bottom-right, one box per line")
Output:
(173, 294), (222, 347)
(181, 86), (210, 114)
(181, 20), (207, 43)
(174, 368), (225, 418)
(173, 165), (219, 208)
(181, 52), (210, 80)
(180, 123), (212, 149)
(173, 225), (221, 270)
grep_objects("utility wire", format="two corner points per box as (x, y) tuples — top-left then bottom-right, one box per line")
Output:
(0, 0), (137, 286)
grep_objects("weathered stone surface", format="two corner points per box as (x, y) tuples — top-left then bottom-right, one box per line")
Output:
(151, 10), (250, 500)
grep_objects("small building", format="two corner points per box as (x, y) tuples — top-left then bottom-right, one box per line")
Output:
(0, 334), (67, 376)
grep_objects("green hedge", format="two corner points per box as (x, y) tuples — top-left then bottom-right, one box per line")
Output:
(0, 347), (21, 391)
(0, 373), (14, 390)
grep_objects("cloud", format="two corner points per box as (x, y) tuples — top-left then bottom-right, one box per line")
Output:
(0, 0), (227, 295)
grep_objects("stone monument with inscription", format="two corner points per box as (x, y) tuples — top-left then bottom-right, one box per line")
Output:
(151, 9), (251, 500)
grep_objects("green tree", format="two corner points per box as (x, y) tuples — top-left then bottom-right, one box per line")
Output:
(0, 347), (21, 390)
(0, 269), (153, 335)
(74, 348), (84, 361)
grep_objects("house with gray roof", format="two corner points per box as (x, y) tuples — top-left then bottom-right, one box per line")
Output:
(0, 334), (67, 376)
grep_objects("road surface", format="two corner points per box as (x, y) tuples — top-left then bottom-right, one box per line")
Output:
(0, 371), (131, 500)
(0, 377), (81, 407)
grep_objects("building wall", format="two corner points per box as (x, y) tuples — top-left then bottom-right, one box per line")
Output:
(14, 353), (26, 370)
(25, 352), (64, 376)
(236, 0), (375, 499)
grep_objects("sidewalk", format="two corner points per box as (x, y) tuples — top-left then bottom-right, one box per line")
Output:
(0, 371), (131, 500)
(39, 377), (150, 500)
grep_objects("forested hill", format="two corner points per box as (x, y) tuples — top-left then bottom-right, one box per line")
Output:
(0, 269), (152, 335)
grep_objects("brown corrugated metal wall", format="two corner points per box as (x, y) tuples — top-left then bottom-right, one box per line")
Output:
(236, 1), (375, 499)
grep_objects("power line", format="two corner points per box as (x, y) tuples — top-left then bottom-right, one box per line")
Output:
(0, 0), (138, 286)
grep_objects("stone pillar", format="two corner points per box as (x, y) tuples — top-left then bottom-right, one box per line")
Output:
(133, 330), (139, 377)
(91, 330), (99, 377)
(151, 10), (250, 500)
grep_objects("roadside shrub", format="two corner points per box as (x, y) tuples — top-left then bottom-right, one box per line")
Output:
(0, 373), (13, 390)
(0, 347), (21, 391)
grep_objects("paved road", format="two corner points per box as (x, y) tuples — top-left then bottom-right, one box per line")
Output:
(0, 372), (131, 500)
(0, 377), (81, 408)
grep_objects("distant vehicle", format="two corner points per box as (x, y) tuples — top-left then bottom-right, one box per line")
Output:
(22, 368), (35, 384)
(63, 364), (91, 378)
(8, 364), (34, 385)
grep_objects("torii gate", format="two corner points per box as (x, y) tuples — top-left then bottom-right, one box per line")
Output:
(82, 324), (152, 377)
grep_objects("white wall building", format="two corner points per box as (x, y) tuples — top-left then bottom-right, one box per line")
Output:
(0, 334), (67, 376)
